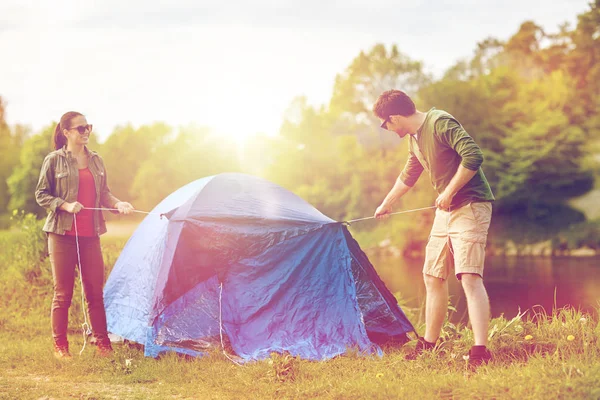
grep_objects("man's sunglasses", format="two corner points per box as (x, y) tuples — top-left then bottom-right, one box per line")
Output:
(69, 124), (93, 135)
(380, 116), (391, 129)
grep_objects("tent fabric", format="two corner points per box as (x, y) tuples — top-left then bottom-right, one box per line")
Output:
(104, 173), (414, 361)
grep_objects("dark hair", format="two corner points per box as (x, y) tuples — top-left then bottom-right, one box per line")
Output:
(372, 90), (416, 119)
(53, 111), (84, 150)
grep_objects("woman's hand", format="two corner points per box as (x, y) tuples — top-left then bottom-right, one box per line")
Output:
(61, 201), (84, 214)
(115, 201), (135, 215)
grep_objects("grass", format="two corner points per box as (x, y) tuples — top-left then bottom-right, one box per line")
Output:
(1, 313), (599, 399)
(1, 216), (600, 399)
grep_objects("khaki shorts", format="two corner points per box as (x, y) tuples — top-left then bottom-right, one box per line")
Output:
(423, 202), (492, 280)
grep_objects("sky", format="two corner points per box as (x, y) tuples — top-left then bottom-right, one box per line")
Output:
(0, 0), (592, 142)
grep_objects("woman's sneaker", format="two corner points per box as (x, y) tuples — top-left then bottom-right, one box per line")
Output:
(96, 338), (114, 357)
(54, 343), (72, 360)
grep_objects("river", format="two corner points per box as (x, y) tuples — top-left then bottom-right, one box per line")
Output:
(371, 254), (600, 323)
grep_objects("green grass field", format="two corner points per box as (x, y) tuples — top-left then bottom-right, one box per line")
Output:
(1, 217), (599, 399)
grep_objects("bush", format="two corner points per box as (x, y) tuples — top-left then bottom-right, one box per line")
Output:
(4, 210), (49, 285)
(0, 214), (11, 230)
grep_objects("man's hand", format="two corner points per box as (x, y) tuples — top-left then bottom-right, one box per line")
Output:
(115, 201), (135, 215)
(435, 191), (454, 211)
(62, 201), (84, 214)
(374, 203), (393, 219)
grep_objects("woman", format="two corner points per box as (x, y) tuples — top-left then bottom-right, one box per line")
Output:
(35, 111), (134, 359)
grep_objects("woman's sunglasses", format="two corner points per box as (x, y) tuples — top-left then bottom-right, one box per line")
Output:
(69, 124), (93, 135)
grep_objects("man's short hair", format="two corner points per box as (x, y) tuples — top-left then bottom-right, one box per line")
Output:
(372, 90), (416, 119)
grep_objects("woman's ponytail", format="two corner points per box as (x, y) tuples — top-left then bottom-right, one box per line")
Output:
(53, 111), (83, 150)
(53, 122), (66, 150)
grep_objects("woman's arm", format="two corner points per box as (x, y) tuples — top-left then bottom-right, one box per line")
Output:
(35, 155), (66, 212)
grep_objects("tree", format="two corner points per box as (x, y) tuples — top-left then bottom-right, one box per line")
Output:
(330, 44), (431, 117)
(130, 125), (242, 211)
(0, 98), (29, 215)
(417, 15), (599, 242)
(0, 98), (13, 213)
(99, 123), (172, 201)
(565, 0), (600, 139)
(329, 44), (432, 150)
(7, 126), (54, 217)
(495, 71), (592, 201)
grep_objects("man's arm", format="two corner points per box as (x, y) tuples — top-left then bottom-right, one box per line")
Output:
(375, 176), (413, 219)
(375, 152), (423, 219)
(435, 118), (484, 209)
(435, 165), (477, 210)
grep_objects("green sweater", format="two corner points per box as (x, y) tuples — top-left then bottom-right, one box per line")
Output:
(399, 108), (495, 209)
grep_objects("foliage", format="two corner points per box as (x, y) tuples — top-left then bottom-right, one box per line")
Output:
(129, 125), (242, 211)
(6, 125), (54, 217)
(98, 122), (173, 201)
(1, 3), (600, 249)
(0, 99), (28, 217)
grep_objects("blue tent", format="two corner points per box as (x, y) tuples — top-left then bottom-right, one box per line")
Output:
(104, 173), (414, 361)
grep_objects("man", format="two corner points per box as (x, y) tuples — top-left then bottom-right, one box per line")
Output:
(373, 90), (495, 367)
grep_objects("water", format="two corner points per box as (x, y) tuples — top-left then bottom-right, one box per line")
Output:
(371, 254), (600, 322)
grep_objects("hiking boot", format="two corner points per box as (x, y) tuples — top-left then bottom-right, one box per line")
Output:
(405, 337), (436, 360)
(54, 343), (72, 360)
(96, 337), (114, 357)
(467, 346), (492, 370)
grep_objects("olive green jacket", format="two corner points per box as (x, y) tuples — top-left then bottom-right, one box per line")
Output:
(35, 147), (121, 236)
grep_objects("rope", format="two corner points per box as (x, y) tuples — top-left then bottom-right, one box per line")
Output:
(344, 205), (437, 224)
(219, 282), (242, 366)
(88, 206), (438, 223)
(73, 214), (92, 356)
(72, 204), (435, 360)
(83, 207), (163, 216)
